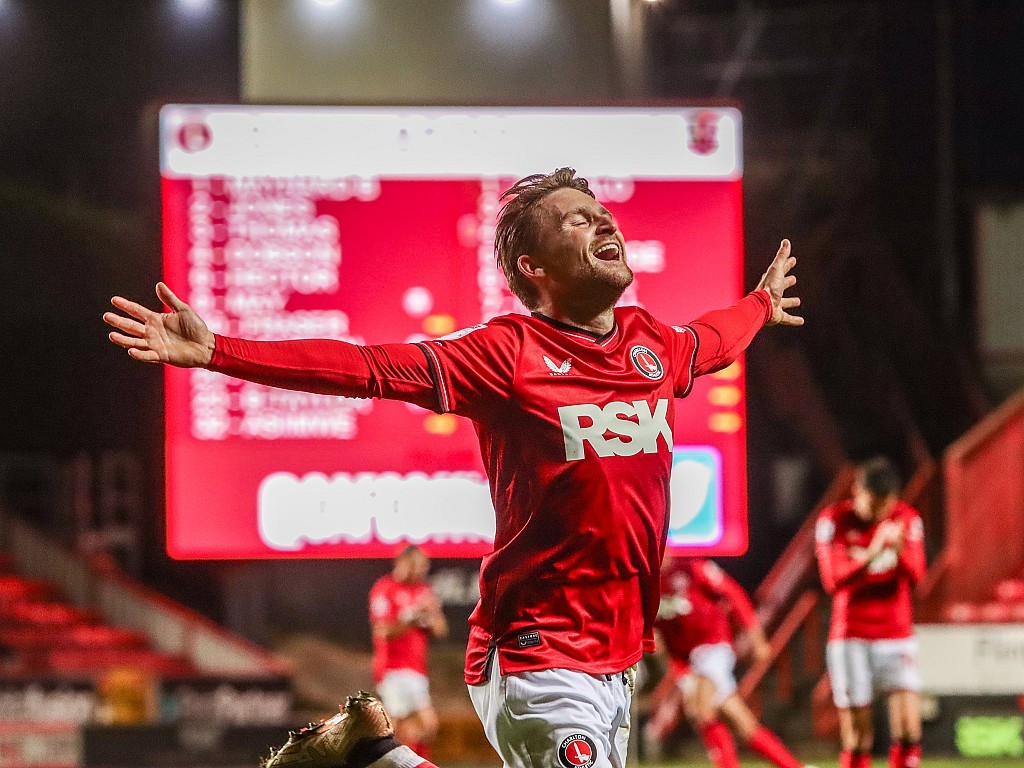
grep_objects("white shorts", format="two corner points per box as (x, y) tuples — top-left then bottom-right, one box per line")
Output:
(377, 669), (432, 719)
(826, 637), (922, 709)
(679, 642), (737, 707)
(468, 655), (635, 768)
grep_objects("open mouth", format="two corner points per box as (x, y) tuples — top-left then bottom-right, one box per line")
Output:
(593, 242), (621, 261)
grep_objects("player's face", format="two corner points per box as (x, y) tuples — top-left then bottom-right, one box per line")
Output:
(852, 479), (897, 523)
(396, 550), (429, 583)
(531, 187), (633, 309)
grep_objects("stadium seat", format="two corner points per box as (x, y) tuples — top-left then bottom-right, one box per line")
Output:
(994, 578), (1024, 603)
(942, 601), (980, 623)
(978, 601), (1012, 623)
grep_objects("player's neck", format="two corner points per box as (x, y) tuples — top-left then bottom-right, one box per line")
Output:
(533, 302), (616, 336)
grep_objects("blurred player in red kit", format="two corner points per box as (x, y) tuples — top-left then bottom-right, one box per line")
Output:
(648, 558), (811, 768)
(369, 546), (448, 758)
(105, 168), (802, 768)
(815, 457), (926, 768)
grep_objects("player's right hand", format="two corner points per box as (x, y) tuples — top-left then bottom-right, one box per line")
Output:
(104, 282), (215, 367)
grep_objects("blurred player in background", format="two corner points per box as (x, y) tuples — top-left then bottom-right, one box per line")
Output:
(648, 557), (811, 768)
(369, 546), (447, 758)
(105, 168), (802, 768)
(815, 457), (926, 768)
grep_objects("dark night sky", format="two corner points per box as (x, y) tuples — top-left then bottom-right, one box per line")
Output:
(0, 0), (1022, 612)
(2, 1), (1021, 450)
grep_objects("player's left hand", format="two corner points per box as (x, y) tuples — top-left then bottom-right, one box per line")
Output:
(756, 239), (803, 326)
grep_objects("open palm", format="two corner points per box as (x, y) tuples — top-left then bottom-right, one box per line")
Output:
(103, 282), (215, 367)
(756, 239), (804, 327)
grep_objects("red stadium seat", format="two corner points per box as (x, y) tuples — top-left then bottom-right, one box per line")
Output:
(942, 601), (980, 623)
(46, 647), (195, 677)
(5, 601), (95, 627)
(0, 576), (51, 605)
(994, 578), (1024, 603)
(63, 625), (150, 650)
(978, 601), (1012, 623)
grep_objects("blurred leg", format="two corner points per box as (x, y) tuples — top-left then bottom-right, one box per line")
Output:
(686, 675), (739, 768)
(719, 694), (802, 768)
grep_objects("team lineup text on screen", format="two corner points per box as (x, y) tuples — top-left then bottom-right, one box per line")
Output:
(154, 105), (757, 561)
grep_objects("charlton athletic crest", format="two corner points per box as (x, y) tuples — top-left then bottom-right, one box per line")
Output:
(688, 110), (720, 156)
(630, 345), (664, 380)
(176, 119), (212, 153)
(558, 734), (597, 768)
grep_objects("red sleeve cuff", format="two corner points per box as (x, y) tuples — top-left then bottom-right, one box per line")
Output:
(751, 288), (773, 326)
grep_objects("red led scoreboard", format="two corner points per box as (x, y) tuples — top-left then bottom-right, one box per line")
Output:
(160, 105), (748, 559)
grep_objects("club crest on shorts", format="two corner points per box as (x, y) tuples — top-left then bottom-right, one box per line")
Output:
(630, 345), (664, 380)
(558, 734), (597, 768)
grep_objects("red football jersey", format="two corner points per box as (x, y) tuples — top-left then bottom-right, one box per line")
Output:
(420, 297), (769, 683)
(815, 500), (925, 640)
(655, 558), (759, 661)
(368, 575), (436, 681)
(209, 290), (772, 684)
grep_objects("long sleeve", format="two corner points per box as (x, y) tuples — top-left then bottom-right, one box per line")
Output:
(815, 514), (868, 594)
(208, 335), (440, 411)
(818, 543), (870, 594)
(896, 515), (927, 584)
(689, 289), (773, 376)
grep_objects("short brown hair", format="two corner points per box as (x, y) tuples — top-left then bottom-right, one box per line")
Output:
(494, 168), (595, 309)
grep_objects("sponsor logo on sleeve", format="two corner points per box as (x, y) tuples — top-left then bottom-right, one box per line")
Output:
(815, 517), (836, 543)
(657, 595), (693, 619)
(558, 734), (597, 768)
(704, 561), (724, 583)
(370, 595), (391, 619)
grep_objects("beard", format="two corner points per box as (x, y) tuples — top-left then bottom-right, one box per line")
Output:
(565, 260), (635, 316)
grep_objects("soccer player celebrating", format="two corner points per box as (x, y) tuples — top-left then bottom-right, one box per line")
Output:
(104, 168), (802, 768)
(369, 546), (447, 758)
(815, 457), (926, 768)
(649, 557), (810, 768)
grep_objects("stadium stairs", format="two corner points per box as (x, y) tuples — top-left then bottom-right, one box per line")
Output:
(738, 387), (1024, 742)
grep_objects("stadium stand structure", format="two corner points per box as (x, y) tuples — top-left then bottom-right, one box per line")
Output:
(917, 388), (1024, 618)
(0, 505), (293, 767)
(738, 387), (1024, 742)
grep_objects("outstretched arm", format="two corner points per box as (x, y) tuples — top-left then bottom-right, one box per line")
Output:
(105, 282), (215, 367)
(689, 239), (803, 375)
(104, 283), (439, 409)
